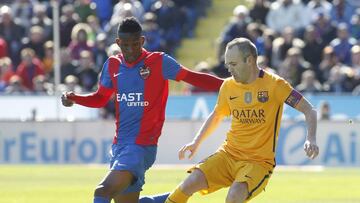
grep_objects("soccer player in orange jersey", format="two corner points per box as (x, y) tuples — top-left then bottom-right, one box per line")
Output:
(165, 38), (319, 203)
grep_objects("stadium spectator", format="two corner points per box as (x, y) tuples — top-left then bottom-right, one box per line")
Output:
(329, 23), (357, 66)
(306, 0), (333, 22)
(21, 25), (47, 60)
(58, 74), (83, 93)
(112, 0), (144, 22)
(277, 47), (311, 86)
(312, 12), (337, 45)
(105, 3), (134, 46)
(296, 69), (323, 93)
(151, 0), (183, 55)
(0, 5), (26, 66)
(212, 56), (230, 79)
(49, 48), (77, 83)
(0, 57), (15, 87)
(92, 33), (108, 72)
(217, 5), (250, 61)
(329, 0), (355, 25)
(74, 0), (96, 23)
(32, 74), (53, 95)
(11, 0), (34, 30)
(266, 0), (310, 35)
(75, 50), (98, 91)
(350, 10), (360, 40)
(249, 0), (270, 25)
(351, 45), (360, 83)
(318, 46), (338, 84)
(5, 75), (26, 94)
(61, 17), (223, 203)
(0, 38), (8, 58)
(60, 4), (80, 47)
(323, 64), (354, 93)
(262, 28), (276, 67)
(164, 37), (318, 203)
(16, 48), (45, 91)
(42, 40), (54, 75)
(302, 25), (324, 69)
(142, 12), (163, 52)
(68, 23), (93, 61)
(31, 3), (53, 41)
(86, 15), (104, 42)
(246, 22), (265, 56)
(318, 100), (331, 120)
(271, 27), (304, 68)
(91, 0), (112, 27)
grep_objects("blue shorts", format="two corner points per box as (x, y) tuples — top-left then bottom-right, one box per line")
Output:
(109, 144), (157, 194)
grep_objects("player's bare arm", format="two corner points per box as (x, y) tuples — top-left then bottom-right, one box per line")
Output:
(179, 110), (224, 160)
(294, 97), (319, 159)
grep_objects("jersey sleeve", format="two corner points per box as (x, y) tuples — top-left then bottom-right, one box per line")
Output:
(99, 59), (113, 88)
(161, 54), (182, 80)
(274, 77), (302, 107)
(214, 80), (231, 116)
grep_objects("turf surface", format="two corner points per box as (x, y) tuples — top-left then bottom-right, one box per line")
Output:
(0, 165), (359, 203)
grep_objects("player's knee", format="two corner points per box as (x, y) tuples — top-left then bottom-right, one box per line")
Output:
(94, 184), (117, 198)
(180, 169), (207, 195)
(226, 192), (247, 203)
(226, 183), (248, 203)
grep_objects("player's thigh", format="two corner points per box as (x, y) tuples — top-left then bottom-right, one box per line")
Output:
(98, 170), (134, 189)
(226, 182), (248, 203)
(234, 162), (272, 201)
(180, 168), (208, 194)
(191, 151), (234, 195)
(113, 191), (140, 203)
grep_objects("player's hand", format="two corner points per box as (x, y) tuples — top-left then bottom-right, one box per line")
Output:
(304, 139), (319, 159)
(61, 91), (75, 107)
(178, 141), (199, 160)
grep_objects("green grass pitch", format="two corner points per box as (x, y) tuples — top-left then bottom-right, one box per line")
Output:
(0, 165), (359, 203)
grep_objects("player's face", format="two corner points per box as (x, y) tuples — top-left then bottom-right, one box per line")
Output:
(116, 35), (145, 63)
(225, 46), (251, 83)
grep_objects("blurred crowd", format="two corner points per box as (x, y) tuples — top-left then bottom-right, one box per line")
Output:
(1, 0), (360, 96)
(0, 0), (210, 95)
(202, 0), (360, 96)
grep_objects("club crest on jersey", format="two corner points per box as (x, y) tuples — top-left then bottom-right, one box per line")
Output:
(139, 66), (150, 79)
(244, 92), (252, 104)
(257, 91), (269, 103)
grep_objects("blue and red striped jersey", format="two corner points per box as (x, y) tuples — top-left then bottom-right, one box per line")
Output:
(99, 49), (184, 145)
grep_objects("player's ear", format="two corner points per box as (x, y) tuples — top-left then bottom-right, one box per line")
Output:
(140, 36), (145, 46)
(115, 38), (121, 47)
(246, 55), (254, 64)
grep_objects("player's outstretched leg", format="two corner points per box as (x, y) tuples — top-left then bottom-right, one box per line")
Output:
(139, 193), (170, 203)
(93, 170), (134, 203)
(165, 169), (208, 203)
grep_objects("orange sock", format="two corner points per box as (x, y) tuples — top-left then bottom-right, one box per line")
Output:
(165, 187), (191, 203)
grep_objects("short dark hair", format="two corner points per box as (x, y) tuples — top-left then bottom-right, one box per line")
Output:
(117, 17), (142, 37)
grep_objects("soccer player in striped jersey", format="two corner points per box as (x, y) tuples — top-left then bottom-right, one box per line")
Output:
(61, 17), (223, 203)
(164, 38), (319, 203)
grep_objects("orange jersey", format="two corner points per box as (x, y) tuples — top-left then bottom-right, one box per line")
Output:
(215, 69), (296, 169)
